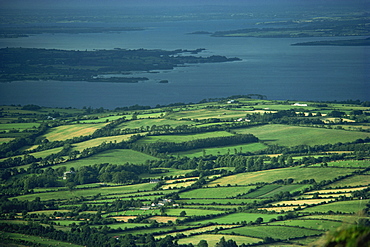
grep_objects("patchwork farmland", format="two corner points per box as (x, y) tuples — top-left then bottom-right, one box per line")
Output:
(0, 97), (369, 246)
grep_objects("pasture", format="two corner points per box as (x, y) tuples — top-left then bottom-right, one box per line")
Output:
(53, 149), (158, 170)
(173, 142), (267, 157)
(166, 108), (247, 121)
(221, 225), (323, 239)
(155, 225), (238, 238)
(188, 212), (281, 225)
(234, 124), (370, 146)
(177, 198), (263, 205)
(0, 232), (82, 247)
(208, 167), (358, 186)
(177, 234), (262, 246)
(325, 175), (370, 188)
(301, 199), (369, 214)
(135, 131), (234, 144)
(165, 208), (224, 216)
(179, 186), (257, 199)
(13, 183), (157, 201)
(269, 219), (345, 231)
(116, 118), (195, 130)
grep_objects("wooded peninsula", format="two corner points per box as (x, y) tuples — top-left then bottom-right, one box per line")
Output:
(0, 48), (240, 83)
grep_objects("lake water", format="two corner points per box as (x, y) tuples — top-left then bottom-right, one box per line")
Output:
(0, 20), (369, 108)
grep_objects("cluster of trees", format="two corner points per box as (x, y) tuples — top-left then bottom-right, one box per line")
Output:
(132, 134), (258, 157)
(65, 163), (148, 186)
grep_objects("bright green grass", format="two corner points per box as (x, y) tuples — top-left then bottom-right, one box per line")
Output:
(43, 123), (107, 142)
(209, 167), (359, 186)
(179, 186), (257, 199)
(234, 124), (370, 146)
(325, 175), (370, 188)
(0, 146), (65, 165)
(269, 219), (344, 231)
(221, 225), (323, 239)
(301, 200), (369, 214)
(116, 118), (195, 130)
(0, 231), (82, 247)
(188, 212), (281, 225)
(135, 131), (234, 144)
(253, 104), (316, 111)
(115, 225), (192, 235)
(165, 208), (224, 216)
(177, 234), (262, 247)
(13, 183), (157, 201)
(173, 142), (267, 158)
(0, 122), (40, 131)
(313, 159), (370, 168)
(53, 149), (158, 170)
(258, 184), (311, 198)
(178, 198), (263, 205)
(241, 184), (281, 198)
(301, 215), (370, 224)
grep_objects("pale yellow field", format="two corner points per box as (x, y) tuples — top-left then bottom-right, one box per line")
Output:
(300, 193), (352, 199)
(72, 133), (141, 151)
(306, 186), (368, 195)
(112, 216), (137, 222)
(148, 216), (180, 223)
(44, 123), (107, 142)
(165, 177), (199, 184)
(273, 198), (336, 206)
(161, 181), (197, 190)
(258, 206), (303, 212)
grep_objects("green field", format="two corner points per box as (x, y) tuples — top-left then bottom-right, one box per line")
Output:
(221, 225), (323, 239)
(188, 212), (281, 225)
(116, 118), (195, 130)
(0, 231), (82, 247)
(53, 149), (158, 170)
(72, 134), (140, 151)
(179, 186), (257, 199)
(165, 208), (224, 216)
(301, 200), (369, 214)
(0, 122), (40, 131)
(325, 175), (370, 188)
(209, 166), (359, 186)
(13, 183), (157, 201)
(178, 198), (263, 205)
(177, 234), (262, 246)
(234, 124), (370, 146)
(269, 219), (345, 231)
(135, 131), (235, 144)
(174, 142), (267, 157)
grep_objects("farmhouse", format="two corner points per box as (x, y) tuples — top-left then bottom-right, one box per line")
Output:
(292, 103), (308, 106)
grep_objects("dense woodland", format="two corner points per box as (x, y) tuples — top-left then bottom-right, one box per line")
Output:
(0, 96), (370, 246)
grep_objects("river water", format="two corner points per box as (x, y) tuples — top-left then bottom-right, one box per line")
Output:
(0, 20), (368, 108)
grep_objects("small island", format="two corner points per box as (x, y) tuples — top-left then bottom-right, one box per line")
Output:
(292, 37), (370, 46)
(0, 48), (240, 83)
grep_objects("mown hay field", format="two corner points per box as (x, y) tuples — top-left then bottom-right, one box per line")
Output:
(72, 134), (141, 151)
(43, 123), (107, 141)
(234, 124), (370, 146)
(208, 167), (358, 186)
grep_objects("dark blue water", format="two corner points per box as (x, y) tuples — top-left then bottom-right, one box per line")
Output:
(0, 20), (369, 108)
